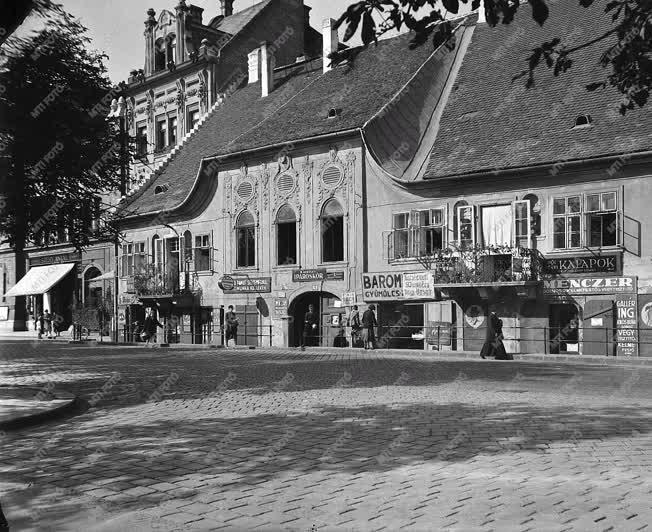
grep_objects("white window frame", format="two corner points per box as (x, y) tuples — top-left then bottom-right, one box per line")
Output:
(121, 242), (145, 277)
(194, 233), (212, 272)
(456, 205), (476, 248)
(585, 191), (619, 248)
(513, 200), (532, 248)
(392, 212), (410, 260)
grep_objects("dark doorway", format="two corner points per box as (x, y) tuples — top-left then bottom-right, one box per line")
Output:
(289, 291), (342, 347)
(549, 303), (580, 354)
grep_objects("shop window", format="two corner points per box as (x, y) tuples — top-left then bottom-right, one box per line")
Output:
(155, 118), (167, 151)
(276, 204), (297, 265)
(456, 204), (475, 248)
(236, 211), (256, 268)
(553, 196), (582, 249)
(187, 107), (200, 132)
(136, 124), (148, 157)
(194, 234), (211, 271)
(586, 192), (618, 247)
(321, 199), (344, 263)
(168, 116), (177, 146)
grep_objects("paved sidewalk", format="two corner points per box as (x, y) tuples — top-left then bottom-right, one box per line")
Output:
(1, 342), (651, 531)
(0, 386), (76, 429)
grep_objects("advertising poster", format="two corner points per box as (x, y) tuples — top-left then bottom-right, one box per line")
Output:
(615, 294), (638, 357)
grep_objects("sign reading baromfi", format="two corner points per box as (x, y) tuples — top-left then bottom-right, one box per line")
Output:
(362, 272), (435, 301)
(543, 276), (637, 296)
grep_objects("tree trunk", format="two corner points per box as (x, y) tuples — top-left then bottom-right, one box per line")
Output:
(11, 141), (28, 331)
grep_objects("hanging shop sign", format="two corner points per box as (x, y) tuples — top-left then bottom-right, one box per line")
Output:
(543, 276), (636, 297)
(615, 295), (638, 357)
(361, 272), (435, 301)
(274, 297), (289, 317)
(222, 276), (272, 294)
(543, 253), (621, 276)
(292, 269), (326, 282)
(118, 294), (140, 305)
(218, 275), (235, 291)
(29, 252), (82, 267)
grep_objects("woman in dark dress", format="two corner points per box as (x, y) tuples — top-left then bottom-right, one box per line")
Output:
(481, 312), (510, 360)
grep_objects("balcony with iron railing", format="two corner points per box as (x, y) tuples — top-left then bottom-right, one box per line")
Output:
(385, 229), (544, 284)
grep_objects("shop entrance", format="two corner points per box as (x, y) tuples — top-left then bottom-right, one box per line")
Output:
(289, 291), (344, 347)
(549, 303), (580, 354)
(583, 300), (615, 356)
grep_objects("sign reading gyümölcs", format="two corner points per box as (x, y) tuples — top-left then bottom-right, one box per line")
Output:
(362, 272), (435, 301)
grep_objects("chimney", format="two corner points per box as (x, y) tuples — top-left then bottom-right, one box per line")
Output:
(248, 48), (260, 84)
(260, 42), (275, 97)
(322, 18), (338, 73)
(220, 0), (233, 17)
(477, 0), (486, 23)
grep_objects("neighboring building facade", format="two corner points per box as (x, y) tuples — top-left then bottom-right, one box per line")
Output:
(116, 3), (652, 356)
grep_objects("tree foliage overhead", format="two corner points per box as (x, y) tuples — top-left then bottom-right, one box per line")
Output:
(333, 0), (652, 112)
(0, 12), (122, 250)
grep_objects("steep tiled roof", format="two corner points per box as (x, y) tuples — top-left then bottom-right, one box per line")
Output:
(210, 1), (272, 35)
(121, 33), (437, 217)
(423, 2), (652, 180)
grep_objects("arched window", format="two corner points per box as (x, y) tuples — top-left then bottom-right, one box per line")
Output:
(155, 39), (166, 71)
(183, 230), (193, 269)
(276, 204), (297, 265)
(167, 35), (177, 65)
(321, 199), (344, 263)
(236, 211), (256, 267)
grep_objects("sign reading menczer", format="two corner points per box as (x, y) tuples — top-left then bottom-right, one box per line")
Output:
(362, 272), (435, 301)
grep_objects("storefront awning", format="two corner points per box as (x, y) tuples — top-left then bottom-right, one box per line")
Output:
(88, 271), (115, 284)
(5, 263), (76, 297)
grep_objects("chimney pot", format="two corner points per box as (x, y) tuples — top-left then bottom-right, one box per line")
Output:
(322, 18), (339, 73)
(260, 42), (275, 97)
(220, 0), (234, 17)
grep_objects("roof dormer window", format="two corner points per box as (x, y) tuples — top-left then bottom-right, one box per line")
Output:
(154, 184), (169, 195)
(573, 114), (593, 129)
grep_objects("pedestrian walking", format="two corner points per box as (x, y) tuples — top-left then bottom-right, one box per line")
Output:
(301, 304), (318, 350)
(43, 310), (52, 339)
(348, 305), (362, 348)
(36, 309), (44, 339)
(480, 312), (512, 360)
(141, 310), (163, 345)
(362, 304), (377, 350)
(225, 305), (239, 347)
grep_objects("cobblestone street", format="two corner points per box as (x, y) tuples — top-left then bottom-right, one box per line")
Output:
(1, 340), (651, 531)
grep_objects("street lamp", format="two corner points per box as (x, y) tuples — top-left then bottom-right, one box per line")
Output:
(107, 96), (128, 342)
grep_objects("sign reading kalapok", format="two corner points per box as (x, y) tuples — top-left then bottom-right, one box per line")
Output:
(544, 253), (621, 275)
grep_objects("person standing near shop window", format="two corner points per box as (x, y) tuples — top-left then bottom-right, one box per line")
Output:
(301, 304), (318, 351)
(348, 305), (362, 348)
(142, 309), (163, 345)
(225, 305), (239, 347)
(362, 304), (378, 350)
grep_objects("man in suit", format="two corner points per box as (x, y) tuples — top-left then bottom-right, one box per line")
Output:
(362, 304), (378, 350)
(301, 304), (318, 350)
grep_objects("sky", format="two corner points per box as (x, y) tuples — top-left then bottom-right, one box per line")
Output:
(25, 0), (360, 83)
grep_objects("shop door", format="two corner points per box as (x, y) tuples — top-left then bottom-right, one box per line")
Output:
(548, 304), (580, 354)
(236, 304), (259, 346)
(583, 299), (615, 356)
(463, 302), (488, 351)
(320, 294), (345, 348)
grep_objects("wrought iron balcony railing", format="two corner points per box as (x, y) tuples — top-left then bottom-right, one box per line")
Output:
(132, 263), (180, 296)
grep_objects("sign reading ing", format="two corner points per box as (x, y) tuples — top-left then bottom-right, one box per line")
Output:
(615, 295), (638, 357)
(362, 272), (435, 301)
